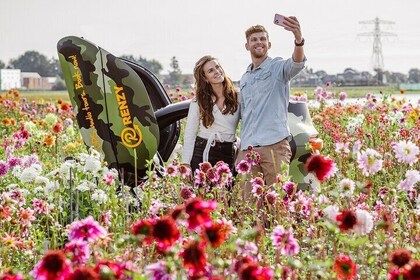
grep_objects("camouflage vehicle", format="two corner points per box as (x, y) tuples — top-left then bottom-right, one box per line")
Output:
(57, 36), (318, 189)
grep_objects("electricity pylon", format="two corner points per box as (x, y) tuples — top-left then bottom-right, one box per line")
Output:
(358, 17), (397, 73)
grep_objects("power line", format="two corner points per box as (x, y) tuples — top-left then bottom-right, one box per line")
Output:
(358, 17), (397, 73)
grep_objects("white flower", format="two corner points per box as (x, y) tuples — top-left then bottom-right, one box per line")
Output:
(20, 164), (42, 183)
(323, 205), (339, 221)
(35, 176), (50, 185)
(76, 181), (94, 192)
(44, 181), (60, 194)
(44, 113), (59, 127)
(92, 189), (108, 204)
(352, 209), (373, 235)
(339, 178), (356, 197)
(84, 155), (102, 174)
(393, 140), (420, 166)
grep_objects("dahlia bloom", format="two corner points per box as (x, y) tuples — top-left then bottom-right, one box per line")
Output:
(31, 250), (71, 280)
(152, 216), (181, 251)
(145, 261), (173, 280)
(305, 154), (337, 182)
(236, 160), (251, 174)
(179, 239), (207, 274)
(357, 148), (383, 176)
(270, 225), (300, 256)
(68, 216), (108, 242)
(336, 210), (357, 232)
(185, 198), (217, 230)
(131, 218), (155, 245)
(333, 254), (357, 280)
(352, 209), (373, 235)
(392, 140), (419, 166)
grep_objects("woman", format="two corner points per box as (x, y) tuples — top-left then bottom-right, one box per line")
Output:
(182, 55), (240, 173)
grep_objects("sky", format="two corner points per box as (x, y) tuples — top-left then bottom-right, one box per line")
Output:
(1, 0), (420, 81)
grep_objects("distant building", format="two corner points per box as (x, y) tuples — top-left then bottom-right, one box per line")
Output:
(21, 72), (42, 89)
(0, 69), (21, 90)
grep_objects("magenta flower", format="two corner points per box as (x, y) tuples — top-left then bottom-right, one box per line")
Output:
(339, 91), (347, 101)
(68, 216), (108, 242)
(236, 160), (251, 174)
(0, 160), (9, 176)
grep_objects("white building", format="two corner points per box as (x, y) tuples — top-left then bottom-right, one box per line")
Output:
(0, 69), (21, 90)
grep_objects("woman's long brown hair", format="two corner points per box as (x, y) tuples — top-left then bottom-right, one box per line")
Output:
(193, 55), (238, 128)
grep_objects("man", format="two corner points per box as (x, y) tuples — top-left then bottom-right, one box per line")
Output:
(236, 17), (306, 199)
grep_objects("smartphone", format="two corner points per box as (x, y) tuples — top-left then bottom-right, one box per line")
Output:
(274, 13), (287, 27)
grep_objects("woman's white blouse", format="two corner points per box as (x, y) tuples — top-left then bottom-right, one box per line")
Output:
(182, 100), (240, 164)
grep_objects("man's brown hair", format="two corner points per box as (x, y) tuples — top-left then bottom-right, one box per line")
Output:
(245, 25), (269, 41)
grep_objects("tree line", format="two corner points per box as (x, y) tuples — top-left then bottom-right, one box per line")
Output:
(0, 51), (189, 89)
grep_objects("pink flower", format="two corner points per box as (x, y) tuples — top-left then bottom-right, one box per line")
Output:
(245, 149), (261, 165)
(392, 140), (419, 166)
(165, 164), (178, 176)
(145, 261), (173, 280)
(339, 91), (347, 101)
(236, 160), (251, 174)
(305, 154), (337, 182)
(270, 225), (300, 256)
(68, 216), (108, 242)
(19, 208), (36, 226)
(64, 239), (90, 264)
(33, 198), (49, 215)
(352, 209), (373, 235)
(398, 170), (420, 191)
(357, 148), (383, 176)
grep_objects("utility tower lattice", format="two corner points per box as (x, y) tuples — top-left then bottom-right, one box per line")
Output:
(358, 17), (397, 72)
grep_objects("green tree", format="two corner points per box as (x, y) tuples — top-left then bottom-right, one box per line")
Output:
(9, 51), (59, 77)
(408, 68), (420, 83)
(0, 59), (5, 69)
(165, 56), (182, 86)
(120, 54), (163, 75)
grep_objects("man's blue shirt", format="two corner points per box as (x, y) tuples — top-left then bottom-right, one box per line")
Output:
(239, 56), (306, 150)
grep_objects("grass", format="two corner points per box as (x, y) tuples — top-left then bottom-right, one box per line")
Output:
(2, 86), (420, 102)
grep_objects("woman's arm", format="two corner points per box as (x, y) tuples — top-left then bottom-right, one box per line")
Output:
(181, 101), (200, 164)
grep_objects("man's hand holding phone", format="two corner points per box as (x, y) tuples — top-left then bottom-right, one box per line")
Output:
(274, 14), (288, 28)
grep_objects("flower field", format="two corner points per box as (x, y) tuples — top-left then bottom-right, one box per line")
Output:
(0, 88), (419, 279)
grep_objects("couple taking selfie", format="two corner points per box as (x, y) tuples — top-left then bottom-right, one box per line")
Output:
(181, 16), (306, 199)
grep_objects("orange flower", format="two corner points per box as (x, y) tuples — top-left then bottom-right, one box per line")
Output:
(400, 89), (405, 94)
(61, 103), (71, 111)
(52, 122), (63, 134)
(44, 135), (55, 146)
(309, 138), (323, 152)
(2, 118), (11, 126)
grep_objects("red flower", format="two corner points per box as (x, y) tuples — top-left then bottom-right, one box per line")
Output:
(152, 216), (181, 251)
(0, 270), (23, 280)
(131, 218), (154, 245)
(185, 198), (217, 230)
(234, 256), (254, 273)
(305, 154), (336, 182)
(32, 250), (71, 280)
(388, 268), (410, 280)
(179, 239), (207, 274)
(238, 263), (273, 280)
(66, 267), (99, 280)
(336, 210), (357, 232)
(202, 222), (228, 248)
(333, 254), (357, 280)
(390, 249), (412, 267)
(407, 260), (420, 279)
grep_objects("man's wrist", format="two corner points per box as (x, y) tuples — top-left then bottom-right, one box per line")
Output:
(294, 38), (305, 46)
